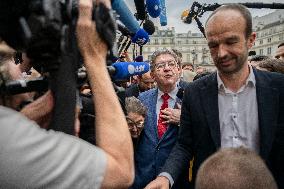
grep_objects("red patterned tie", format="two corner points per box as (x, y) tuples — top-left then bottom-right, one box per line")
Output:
(157, 93), (170, 139)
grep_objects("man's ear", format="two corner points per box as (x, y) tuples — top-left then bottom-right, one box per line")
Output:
(247, 32), (256, 49)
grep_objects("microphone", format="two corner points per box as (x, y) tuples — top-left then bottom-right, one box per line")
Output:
(108, 62), (150, 80)
(111, 0), (149, 45)
(146, 0), (161, 18)
(131, 28), (149, 46)
(112, 0), (140, 33)
(134, 0), (146, 20)
(143, 19), (155, 35)
(159, 0), (167, 26)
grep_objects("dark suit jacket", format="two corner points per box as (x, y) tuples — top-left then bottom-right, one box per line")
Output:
(125, 84), (140, 98)
(161, 69), (284, 188)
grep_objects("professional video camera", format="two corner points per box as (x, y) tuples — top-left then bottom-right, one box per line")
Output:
(0, 0), (118, 135)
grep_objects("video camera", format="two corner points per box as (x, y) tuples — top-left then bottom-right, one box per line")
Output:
(0, 0), (118, 134)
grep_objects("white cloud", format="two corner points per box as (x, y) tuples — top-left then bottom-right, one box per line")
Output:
(125, 0), (283, 33)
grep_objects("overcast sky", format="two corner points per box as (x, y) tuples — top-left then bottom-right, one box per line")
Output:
(125, 0), (283, 33)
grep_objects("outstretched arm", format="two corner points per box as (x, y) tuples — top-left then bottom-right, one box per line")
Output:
(76, 0), (134, 188)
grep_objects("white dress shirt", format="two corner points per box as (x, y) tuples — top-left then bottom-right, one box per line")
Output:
(217, 65), (260, 153)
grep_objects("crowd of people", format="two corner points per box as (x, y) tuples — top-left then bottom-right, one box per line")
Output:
(0, 1), (284, 189)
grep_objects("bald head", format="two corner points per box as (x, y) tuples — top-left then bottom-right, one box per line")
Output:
(206, 4), (252, 39)
(195, 147), (278, 189)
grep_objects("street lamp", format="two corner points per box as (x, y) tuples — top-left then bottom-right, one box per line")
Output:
(202, 48), (209, 64)
(191, 49), (197, 69)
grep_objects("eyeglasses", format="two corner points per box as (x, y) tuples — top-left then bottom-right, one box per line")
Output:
(126, 117), (144, 130)
(154, 60), (178, 71)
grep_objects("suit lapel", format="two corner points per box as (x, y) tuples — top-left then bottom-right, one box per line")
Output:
(254, 70), (279, 160)
(149, 89), (159, 141)
(200, 73), (221, 148)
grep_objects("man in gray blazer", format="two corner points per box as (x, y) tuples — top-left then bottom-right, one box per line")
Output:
(145, 4), (284, 189)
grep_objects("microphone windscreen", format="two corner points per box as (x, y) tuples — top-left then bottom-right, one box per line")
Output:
(159, 0), (167, 26)
(143, 19), (155, 35)
(131, 28), (149, 46)
(112, 0), (140, 33)
(112, 62), (150, 80)
(134, 0), (146, 20)
(146, 0), (161, 18)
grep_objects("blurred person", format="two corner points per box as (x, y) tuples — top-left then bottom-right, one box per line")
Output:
(125, 71), (155, 97)
(181, 69), (197, 82)
(275, 42), (284, 60)
(195, 66), (206, 74)
(249, 54), (269, 67)
(125, 97), (147, 149)
(256, 58), (284, 74)
(192, 71), (212, 81)
(0, 0), (134, 188)
(195, 147), (278, 189)
(0, 42), (33, 110)
(145, 4), (284, 189)
(131, 48), (189, 189)
(182, 62), (194, 72)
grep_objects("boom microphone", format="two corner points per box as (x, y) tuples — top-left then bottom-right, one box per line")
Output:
(112, 0), (149, 45)
(134, 0), (146, 20)
(112, 0), (140, 33)
(143, 19), (155, 35)
(108, 62), (150, 80)
(159, 0), (167, 26)
(146, 0), (161, 18)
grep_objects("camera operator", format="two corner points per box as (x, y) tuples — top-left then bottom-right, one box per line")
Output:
(0, 0), (134, 188)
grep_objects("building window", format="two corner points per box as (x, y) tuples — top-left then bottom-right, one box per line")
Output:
(267, 47), (271, 55)
(259, 49), (263, 55)
(155, 39), (158, 45)
(267, 38), (271, 43)
(193, 41), (197, 44)
(280, 34), (283, 41)
(259, 40), (263, 45)
(187, 54), (191, 62)
(177, 41), (181, 45)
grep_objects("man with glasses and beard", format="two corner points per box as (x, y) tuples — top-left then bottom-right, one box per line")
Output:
(130, 49), (189, 189)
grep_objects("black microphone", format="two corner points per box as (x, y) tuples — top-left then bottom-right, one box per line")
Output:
(134, 0), (146, 20)
(143, 19), (155, 35)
